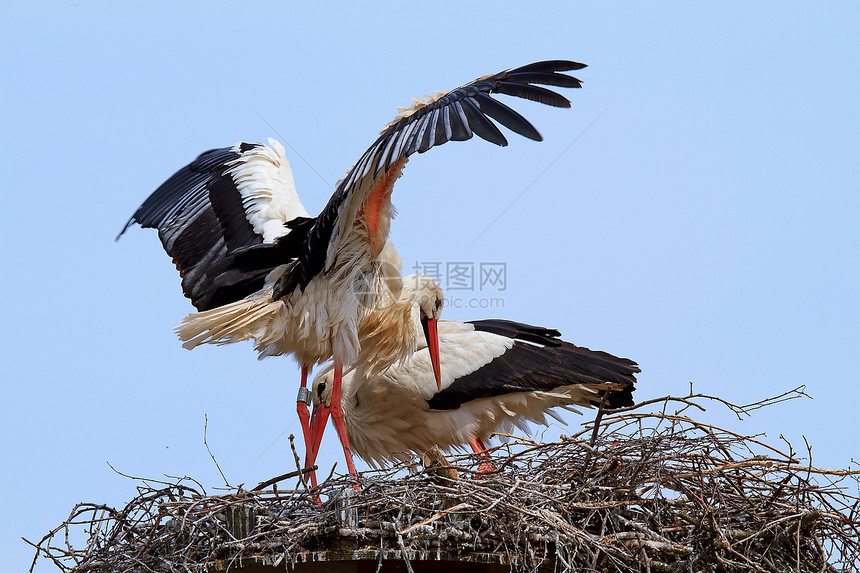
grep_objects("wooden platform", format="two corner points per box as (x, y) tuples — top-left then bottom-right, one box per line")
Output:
(212, 549), (545, 572)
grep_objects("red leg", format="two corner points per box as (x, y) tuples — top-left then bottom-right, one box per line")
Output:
(304, 402), (329, 492)
(296, 363), (318, 488)
(304, 458), (319, 489)
(469, 437), (496, 474)
(330, 358), (360, 489)
(296, 363), (312, 451)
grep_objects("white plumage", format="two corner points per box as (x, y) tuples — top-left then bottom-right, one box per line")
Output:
(228, 139), (307, 243)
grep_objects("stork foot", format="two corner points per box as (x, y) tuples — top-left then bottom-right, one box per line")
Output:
(469, 437), (497, 476)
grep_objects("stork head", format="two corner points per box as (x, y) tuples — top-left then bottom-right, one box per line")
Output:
(404, 274), (444, 391)
(311, 369), (335, 408)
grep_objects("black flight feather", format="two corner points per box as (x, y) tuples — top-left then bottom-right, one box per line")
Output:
(119, 143), (291, 311)
(494, 82), (572, 108)
(277, 60), (585, 296)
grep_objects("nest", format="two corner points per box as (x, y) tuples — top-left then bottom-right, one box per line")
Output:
(28, 388), (860, 572)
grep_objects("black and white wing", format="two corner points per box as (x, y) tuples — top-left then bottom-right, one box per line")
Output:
(118, 139), (309, 311)
(427, 319), (639, 411)
(274, 60), (586, 297)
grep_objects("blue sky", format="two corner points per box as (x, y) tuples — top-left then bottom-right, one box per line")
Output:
(2, 2), (858, 570)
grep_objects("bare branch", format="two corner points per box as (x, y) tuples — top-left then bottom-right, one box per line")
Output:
(203, 414), (231, 488)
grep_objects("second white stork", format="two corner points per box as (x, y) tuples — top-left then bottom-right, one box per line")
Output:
(302, 270), (447, 468)
(118, 60), (586, 483)
(308, 286), (640, 469)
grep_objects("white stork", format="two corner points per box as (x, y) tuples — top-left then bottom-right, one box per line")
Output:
(307, 279), (639, 469)
(118, 60), (586, 483)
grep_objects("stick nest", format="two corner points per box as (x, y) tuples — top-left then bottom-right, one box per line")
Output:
(28, 388), (860, 572)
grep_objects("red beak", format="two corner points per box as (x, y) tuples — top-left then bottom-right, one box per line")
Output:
(306, 401), (330, 470)
(422, 315), (442, 391)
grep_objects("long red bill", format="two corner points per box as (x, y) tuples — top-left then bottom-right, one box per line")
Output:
(422, 316), (441, 391)
(306, 403), (331, 482)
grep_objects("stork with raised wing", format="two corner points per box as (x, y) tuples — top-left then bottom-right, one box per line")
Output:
(119, 60), (586, 483)
(307, 276), (639, 469)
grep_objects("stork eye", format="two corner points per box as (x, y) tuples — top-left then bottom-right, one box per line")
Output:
(317, 382), (327, 397)
(435, 298), (442, 311)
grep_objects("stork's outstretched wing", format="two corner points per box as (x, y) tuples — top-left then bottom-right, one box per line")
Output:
(118, 139), (308, 310)
(275, 60), (586, 297)
(121, 61), (586, 309)
(426, 319), (639, 411)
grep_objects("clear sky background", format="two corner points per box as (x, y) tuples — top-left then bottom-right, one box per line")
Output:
(2, 2), (858, 570)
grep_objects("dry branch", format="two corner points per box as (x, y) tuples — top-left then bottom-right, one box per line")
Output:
(27, 391), (860, 572)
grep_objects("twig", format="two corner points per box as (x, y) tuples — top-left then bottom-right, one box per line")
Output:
(398, 502), (471, 535)
(580, 389), (610, 476)
(203, 414), (231, 488)
(252, 466), (319, 492)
